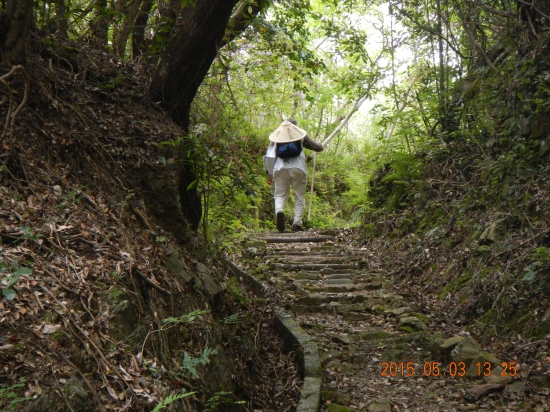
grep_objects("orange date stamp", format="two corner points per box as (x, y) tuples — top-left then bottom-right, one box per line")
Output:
(380, 361), (517, 378)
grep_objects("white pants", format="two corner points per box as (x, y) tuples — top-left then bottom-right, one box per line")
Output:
(273, 168), (307, 226)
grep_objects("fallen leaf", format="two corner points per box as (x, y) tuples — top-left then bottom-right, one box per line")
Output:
(41, 324), (61, 334)
(106, 384), (119, 400)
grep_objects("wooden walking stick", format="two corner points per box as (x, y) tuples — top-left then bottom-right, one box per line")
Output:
(307, 151), (317, 221)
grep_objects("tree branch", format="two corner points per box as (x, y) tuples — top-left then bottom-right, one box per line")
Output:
(222, 0), (267, 47)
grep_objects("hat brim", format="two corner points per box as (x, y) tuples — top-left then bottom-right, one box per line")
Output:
(269, 121), (307, 143)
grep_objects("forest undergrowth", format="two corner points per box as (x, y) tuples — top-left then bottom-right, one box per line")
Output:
(361, 39), (550, 391)
(0, 37), (300, 411)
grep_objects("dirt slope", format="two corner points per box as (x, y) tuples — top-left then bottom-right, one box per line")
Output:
(0, 40), (299, 411)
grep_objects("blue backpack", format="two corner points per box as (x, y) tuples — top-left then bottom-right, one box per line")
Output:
(276, 141), (302, 159)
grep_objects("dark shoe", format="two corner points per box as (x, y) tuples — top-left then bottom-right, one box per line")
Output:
(292, 224), (303, 232)
(276, 212), (285, 232)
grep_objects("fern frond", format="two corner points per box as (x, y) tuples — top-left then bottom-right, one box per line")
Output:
(152, 392), (196, 412)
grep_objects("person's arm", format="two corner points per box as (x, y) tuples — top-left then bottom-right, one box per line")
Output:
(303, 135), (324, 152)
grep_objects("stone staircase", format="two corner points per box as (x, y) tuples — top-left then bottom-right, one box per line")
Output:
(238, 229), (544, 412)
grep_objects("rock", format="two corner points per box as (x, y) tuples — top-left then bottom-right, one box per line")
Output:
(343, 313), (370, 322)
(352, 295), (384, 306)
(384, 307), (411, 316)
(381, 293), (403, 302)
(320, 350), (342, 365)
(325, 358), (342, 369)
(332, 334), (357, 345)
(482, 365), (513, 385)
(52, 185), (63, 197)
(467, 351), (502, 378)
(450, 336), (481, 366)
(364, 282), (383, 290)
(407, 312), (431, 325)
(464, 383), (504, 402)
(505, 381), (526, 393)
(368, 398), (392, 412)
(440, 336), (463, 353)
(164, 244), (194, 283)
(372, 304), (386, 313)
(246, 247), (258, 255)
(196, 270), (226, 297)
(322, 390), (351, 405)
(320, 267), (336, 275)
(399, 316), (428, 331)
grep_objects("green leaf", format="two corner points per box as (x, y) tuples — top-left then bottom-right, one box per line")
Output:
(152, 392), (196, 412)
(522, 270), (536, 282)
(13, 267), (32, 276)
(2, 288), (16, 301)
(186, 180), (198, 190)
(6, 274), (20, 288)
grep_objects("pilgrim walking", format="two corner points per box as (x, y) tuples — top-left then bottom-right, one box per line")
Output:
(263, 119), (324, 232)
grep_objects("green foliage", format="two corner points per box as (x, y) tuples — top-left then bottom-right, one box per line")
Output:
(225, 278), (250, 305)
(205, 391), (246, 411)
(0, 377), (30, 412)
(151, 392), (196, 412)
(162, 309), (209, 325)
(368, 151), (423, 211)
(16, 226), (43, 243)
(181, 347), (217, 379)
(0, 262), (32, 301)
(55, 187), (86, 211)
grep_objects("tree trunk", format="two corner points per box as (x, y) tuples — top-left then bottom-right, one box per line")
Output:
(113, 0), (142, 57)
(147, 0), (265, 235)
(90, 0), (109, 49)
(0, 0), (34, 65)
(132, 0), (152, 57)
(149, 0), (240, 131)
(55, 0), (68, 39)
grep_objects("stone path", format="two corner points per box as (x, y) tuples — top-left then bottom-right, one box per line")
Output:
(238, 229), (549, 412)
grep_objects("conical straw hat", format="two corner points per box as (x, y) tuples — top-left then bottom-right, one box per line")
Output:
(269, 120), (307, 143)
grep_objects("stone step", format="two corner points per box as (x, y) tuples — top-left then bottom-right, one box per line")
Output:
(274, 263), (358, 271)
(293, 279), (319, 286)
(295, 294), (353, 306)
(267, 244), (339, 251)
(325, 274), (352, 280)
(324, 279), (354, 285)
(292, 273), (321, 280)
(268, 249), (345, 254)
(324, 284), (357, 292)
(256, 236), (335, 243)
(270, 256), (350, 264)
